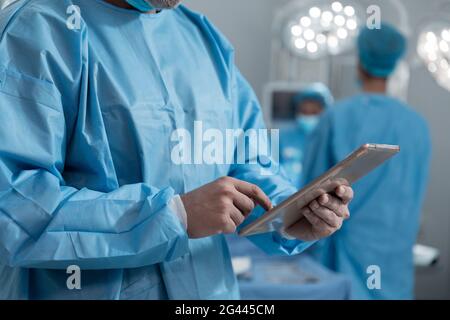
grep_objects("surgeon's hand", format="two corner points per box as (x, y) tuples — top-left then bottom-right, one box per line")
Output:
(181, 177), (273, 239)
(285, 185), (353, 241)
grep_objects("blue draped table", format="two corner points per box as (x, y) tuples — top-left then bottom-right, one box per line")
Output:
(226, 234), (351, 300)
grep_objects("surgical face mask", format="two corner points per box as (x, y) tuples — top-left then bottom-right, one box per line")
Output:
(125, 0), (181, 11)
(296, 115), (320, 134)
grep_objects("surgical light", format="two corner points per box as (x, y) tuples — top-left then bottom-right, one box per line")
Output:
(331, 2), (343, 12)
(309, 7), (321, 19)
(291, 25), (303, 36)
(428, 52), (438, 61)
(316, 33), (327, 44)
(334, 15), (346, 27)
(418, 21), (450, 91)
(428, 63), (437, 73)
(307, 42), (319, 53)
(301, 16), (312, 27)
(347, 19), (357, 30)
(328, 36), (339, 48)
(344, 5), (355, 17)
(337, 28), (348, 39)
(295, 38), (306, 49)
(426, 32), (437, 42)
(442, 29), (450, 42)
(304, 29), (316, 41)
(284, 1), (361, 59)
(322, 10), (334, 22)
(440, 40), (449, 52)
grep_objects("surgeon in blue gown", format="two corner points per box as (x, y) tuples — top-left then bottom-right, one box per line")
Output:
(303, 24), (432, 300)
(0, 0), (354, 299)
(280, 83), (333, 189)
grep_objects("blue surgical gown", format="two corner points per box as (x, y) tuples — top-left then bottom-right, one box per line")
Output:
(303, 94), (431, 300)
(0, 0), (310, 299)
(279, 126), (308, 189)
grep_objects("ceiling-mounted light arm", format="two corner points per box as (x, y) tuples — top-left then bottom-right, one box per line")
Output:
(389, 0), (411, 38)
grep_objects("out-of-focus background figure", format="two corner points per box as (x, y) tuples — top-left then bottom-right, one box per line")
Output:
(280, 83), (333, 189)
(302, 23), (432, 300)
(185, 0), (450, 300)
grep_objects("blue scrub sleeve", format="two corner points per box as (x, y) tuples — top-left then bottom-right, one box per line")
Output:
(0, 68), (189, 270)
(229, 68), (314, 255)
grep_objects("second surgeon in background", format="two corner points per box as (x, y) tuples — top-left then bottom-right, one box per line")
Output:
(303, 24), (432, 300)
(280, 84), (333, 189)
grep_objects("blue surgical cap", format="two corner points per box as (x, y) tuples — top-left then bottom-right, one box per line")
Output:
(293, 83), (334, 111)
(358, 23), (407, 78)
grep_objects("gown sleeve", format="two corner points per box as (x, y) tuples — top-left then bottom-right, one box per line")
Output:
(0, 4), (189, 270)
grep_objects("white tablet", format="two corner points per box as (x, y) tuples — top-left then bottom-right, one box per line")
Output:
(238, 144), (400, 237)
